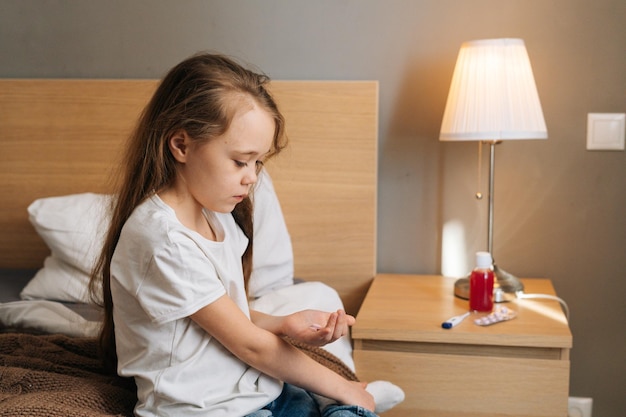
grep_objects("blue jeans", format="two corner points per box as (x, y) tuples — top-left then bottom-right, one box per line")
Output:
(245, 383), (378, 417)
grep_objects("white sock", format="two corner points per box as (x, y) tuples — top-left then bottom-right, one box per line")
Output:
(366, 380), (405, 413)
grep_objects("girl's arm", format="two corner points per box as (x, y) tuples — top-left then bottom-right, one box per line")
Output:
(249, 308), (355, 347)
(190, 295), (375, 411)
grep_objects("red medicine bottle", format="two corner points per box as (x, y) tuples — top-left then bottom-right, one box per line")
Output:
(469, 251), (494, 312)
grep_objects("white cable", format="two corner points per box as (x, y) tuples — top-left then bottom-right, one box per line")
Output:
(515, 291), (570, 321)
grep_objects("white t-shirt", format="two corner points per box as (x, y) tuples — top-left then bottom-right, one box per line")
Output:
(111, 195), (283, 417)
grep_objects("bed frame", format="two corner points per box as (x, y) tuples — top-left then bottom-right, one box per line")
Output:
(0, 79), (378, 315)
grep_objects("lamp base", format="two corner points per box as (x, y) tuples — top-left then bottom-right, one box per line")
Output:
(453, 278), (470, 300)
(453, 264), (524, 302)
(493, 263), (524, 293)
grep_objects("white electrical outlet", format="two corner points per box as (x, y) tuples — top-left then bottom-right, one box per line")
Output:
(568, 397), (593, 417)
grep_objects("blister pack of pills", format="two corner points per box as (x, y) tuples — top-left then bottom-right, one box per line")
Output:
(474, 306), (517, 326)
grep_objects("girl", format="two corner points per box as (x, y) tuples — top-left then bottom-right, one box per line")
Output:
(89, 53), (377, 417)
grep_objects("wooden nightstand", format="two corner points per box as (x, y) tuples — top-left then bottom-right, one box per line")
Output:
(352, 274), (572, 417)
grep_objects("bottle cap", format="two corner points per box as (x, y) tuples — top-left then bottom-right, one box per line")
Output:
(476, 251), (492, 269)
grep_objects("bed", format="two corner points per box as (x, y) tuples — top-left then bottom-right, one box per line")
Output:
(0, 79), (384, 415)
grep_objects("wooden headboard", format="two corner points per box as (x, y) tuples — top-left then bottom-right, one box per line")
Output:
(0, 79), (378, 315)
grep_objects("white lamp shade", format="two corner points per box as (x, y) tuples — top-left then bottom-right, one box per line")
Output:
(440, 38), (548, 141)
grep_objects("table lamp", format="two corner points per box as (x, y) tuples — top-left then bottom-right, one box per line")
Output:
(439, 38), (547, 299)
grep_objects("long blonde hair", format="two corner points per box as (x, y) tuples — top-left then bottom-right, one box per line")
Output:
(89, 53), (287, 372)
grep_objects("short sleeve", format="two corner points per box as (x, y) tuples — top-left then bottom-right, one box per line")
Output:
(139, 237), (226, 324)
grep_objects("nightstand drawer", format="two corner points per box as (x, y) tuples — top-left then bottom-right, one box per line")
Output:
(355, 349), (569, 417)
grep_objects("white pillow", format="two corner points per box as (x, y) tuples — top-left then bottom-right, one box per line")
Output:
(20, 255), (92, 303)
(28, 192), (112, 275)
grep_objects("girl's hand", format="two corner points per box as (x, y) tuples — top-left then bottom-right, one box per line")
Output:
(281, 309), (355, 346)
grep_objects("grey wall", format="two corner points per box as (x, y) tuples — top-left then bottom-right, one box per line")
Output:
(1, 0), (624, 415)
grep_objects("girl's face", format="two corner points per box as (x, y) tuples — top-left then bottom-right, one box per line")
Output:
(174, 101), (275, 214)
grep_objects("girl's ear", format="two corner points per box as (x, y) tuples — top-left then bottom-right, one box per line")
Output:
(168, 130), (190, 163)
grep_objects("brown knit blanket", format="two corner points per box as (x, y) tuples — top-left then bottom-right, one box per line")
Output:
(0, 333), (356, 416)
(0, 333), (136, 416)
(285, 337), (358, 382)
